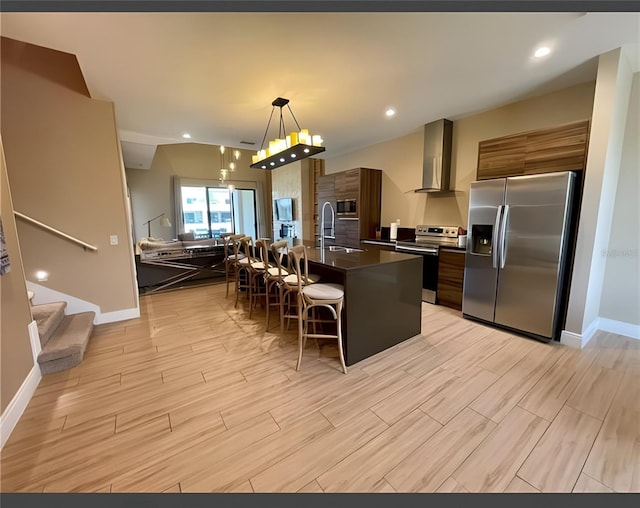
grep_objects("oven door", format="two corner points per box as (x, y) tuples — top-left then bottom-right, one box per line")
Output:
(395, 244), (439, 303)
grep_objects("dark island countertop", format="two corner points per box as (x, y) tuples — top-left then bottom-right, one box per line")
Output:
(301, 240), (419, 270)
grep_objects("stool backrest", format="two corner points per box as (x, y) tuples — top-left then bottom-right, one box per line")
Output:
(287, 245), (311, 292)
(270, 240), (290, 277)
(226, 233), (245, 259)
(239, 236), (257, 262)
(255, 238), (269, 266)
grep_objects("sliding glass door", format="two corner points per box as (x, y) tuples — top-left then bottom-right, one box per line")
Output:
(180, 185), (256, 239)
(232, 188), (257, 239)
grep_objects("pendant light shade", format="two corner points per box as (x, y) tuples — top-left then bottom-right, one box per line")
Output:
(219, 145), (241, 184)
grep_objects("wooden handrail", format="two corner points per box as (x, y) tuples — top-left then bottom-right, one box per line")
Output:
(14, 211), (98, 252)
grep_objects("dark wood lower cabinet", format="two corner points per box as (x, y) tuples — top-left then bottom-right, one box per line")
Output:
(437, 248), (465, 311)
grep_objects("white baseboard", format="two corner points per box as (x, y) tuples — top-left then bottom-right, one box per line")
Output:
(561, 317), (640, 348)
(27, 282), (139, 325)
(28, 320), (41, 364)
(95, 307), (140, 324)
(598, 318), (640, 340)
(0, 364), (41, 449)
(560, 330), (586, 349)
(561, 319), (599, 349)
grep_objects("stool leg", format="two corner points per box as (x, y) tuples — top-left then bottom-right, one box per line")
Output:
(279, 285), (286, 336)
(335, 300), (347, 374)
(234, 266), (241, 308)
(248, 272), (255, 319)
(265, 278), (271, 330)
(296, 295), (305, 371)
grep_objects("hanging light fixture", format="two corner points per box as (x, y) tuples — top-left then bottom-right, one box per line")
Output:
(219, 145), (241, 184)
(250, 97), (325, 170)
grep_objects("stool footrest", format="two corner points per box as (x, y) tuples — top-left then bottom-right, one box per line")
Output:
(304, 333), (340, 340)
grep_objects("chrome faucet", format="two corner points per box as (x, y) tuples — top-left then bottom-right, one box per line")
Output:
(320, 201), (335, 251)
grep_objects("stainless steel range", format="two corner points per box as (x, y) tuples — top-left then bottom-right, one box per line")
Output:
(395, 225), (459, 303)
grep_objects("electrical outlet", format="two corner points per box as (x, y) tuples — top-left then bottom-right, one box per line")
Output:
(110, 235), (119, 245)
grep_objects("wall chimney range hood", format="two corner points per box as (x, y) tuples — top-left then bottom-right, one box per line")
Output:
(414, 118), (453, 193)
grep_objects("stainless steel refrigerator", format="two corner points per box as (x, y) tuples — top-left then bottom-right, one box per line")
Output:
(462, 171), (576, 342)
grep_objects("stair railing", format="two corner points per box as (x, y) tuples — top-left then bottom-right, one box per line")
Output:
(14, 211), (98, 252)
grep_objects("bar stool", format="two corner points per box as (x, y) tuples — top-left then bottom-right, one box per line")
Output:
(248, 238), (274, 318)
(237, 236), (272, 318)
(288, 245), (347, 374)
(234, 235), (253, 308)
(222, 233), (245, 298)
(261, 240), (290, 332)
(277, 245), (320, 336)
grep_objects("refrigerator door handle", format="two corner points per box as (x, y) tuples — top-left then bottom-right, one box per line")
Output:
(500, 205), (510, 269)
(492, 205), (503, 269)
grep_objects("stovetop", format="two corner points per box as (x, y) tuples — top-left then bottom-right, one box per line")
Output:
(395, 225), (460, 250)
(398, 237), (459, 247)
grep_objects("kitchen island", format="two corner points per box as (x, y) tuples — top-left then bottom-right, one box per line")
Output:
(301, 241), (422, 366)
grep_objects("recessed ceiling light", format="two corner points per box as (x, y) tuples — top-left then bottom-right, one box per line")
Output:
(385, 108), (396, 117)
(534, 47), (551, 58)
(182, 133), (191, 139)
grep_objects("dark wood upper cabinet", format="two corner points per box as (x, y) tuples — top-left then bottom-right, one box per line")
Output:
(356, 168), (382, 241)
(316, 168), (382, 248)
(477, 134), (527, 180)
(523, 121), (590, 175)
(477, 120), (590, 180)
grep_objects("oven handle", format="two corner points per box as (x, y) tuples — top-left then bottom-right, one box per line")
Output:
(395, 246), (438, 256)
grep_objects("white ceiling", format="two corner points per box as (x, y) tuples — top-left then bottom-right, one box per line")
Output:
(1, 11), (639, 168)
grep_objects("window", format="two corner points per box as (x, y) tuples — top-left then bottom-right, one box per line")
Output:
(184, 211), (203, 224)
(179, 184), (257, 239)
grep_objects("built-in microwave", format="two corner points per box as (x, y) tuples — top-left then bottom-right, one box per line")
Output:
(336, 198), (357, 216)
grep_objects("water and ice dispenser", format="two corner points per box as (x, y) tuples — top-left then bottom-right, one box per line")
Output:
(471, 225), (493, 255)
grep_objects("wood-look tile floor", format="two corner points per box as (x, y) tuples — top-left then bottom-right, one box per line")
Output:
(2, 283), (639, 493)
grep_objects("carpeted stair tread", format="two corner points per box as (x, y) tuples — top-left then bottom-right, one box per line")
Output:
(32, 302), (67, 348)
(38, 311), (95, 375)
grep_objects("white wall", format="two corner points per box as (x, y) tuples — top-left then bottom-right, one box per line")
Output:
(563, 48), (635, 345)
(599, 71), (640, 328)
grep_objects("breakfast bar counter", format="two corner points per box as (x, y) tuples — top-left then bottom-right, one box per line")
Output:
(301, 241), (423, 366)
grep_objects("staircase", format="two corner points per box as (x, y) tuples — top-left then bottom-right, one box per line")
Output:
(31, 302), (94, 375)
